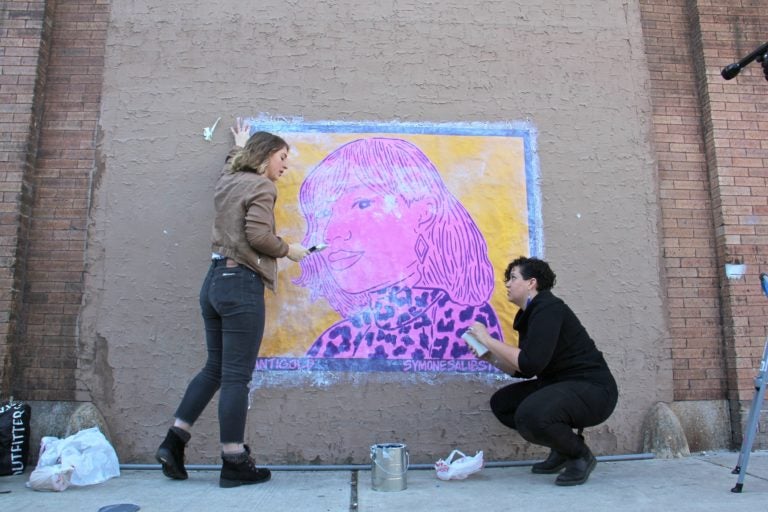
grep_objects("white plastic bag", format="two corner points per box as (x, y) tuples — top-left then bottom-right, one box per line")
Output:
(26, 464), (75, 492)
(435, 449), (484, 481)
(36, 436), (64, 467)
(26, 427), (120, 491)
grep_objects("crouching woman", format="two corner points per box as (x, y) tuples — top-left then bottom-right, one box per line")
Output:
(468, 256), (618, 486)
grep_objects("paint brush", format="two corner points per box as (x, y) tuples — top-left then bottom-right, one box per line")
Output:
(309, 243), (329, 253)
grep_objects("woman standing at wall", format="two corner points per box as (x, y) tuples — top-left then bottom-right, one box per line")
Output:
(155, 118), (309, 488)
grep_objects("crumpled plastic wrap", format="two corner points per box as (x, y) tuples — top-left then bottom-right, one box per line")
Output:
(26, 427), (120, 492)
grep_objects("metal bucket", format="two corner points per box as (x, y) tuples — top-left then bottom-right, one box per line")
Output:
(370, 443), (408, 491)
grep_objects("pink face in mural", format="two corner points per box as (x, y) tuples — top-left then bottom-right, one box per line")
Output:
(295, 137), (504, 361)
(322, 179), (426, 294)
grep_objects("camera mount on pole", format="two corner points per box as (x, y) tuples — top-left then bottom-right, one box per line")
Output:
(721, 41), (768, 81)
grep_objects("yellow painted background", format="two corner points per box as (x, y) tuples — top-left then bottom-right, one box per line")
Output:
(261, 130), (530, 357)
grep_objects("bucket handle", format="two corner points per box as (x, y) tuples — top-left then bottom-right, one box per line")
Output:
(370, 447), (410, 476)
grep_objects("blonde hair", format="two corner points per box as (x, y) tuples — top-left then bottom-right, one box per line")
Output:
(230, 131), (289, 174)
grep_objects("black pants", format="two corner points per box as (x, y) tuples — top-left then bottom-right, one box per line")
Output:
(490, 375), (618, 458)
(174, 260), (266, 443)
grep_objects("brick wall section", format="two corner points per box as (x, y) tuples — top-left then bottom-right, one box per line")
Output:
(640, 0), (768, 445)
(0, 1), (55, 397)
(9, 0), (109, 401)
(690, 0), (768, 444)
(638, 0), (726, 402)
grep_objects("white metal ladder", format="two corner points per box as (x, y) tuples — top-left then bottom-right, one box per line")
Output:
(731, 272), (768, 493)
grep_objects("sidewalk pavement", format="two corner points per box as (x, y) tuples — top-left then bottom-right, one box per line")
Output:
(2, 451), (768, 512)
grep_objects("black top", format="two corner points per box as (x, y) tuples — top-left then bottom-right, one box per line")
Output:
(514, 290), (613, 384)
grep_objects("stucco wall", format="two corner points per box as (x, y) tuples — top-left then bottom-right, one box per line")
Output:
(77, 0), (670, 464)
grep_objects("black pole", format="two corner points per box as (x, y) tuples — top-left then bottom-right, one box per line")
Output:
(721, 41), (768, 80)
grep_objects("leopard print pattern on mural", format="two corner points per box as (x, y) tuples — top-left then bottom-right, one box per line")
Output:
(306, 286), (503, 360)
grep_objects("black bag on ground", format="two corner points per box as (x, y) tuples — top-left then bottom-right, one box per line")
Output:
(0, 400), (31, 476)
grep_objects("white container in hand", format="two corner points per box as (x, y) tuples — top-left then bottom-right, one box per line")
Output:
(461, 332), (489, 358)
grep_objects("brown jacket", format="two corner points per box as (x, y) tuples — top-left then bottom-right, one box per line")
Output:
(210, 147), (289, 291)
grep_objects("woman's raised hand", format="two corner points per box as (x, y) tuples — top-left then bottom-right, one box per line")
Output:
(231, 117), (251, 148)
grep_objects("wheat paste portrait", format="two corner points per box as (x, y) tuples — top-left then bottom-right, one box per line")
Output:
(294, 138), (503, 360)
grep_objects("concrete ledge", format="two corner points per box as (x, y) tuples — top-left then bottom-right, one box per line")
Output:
(670, 400), (731, 452)
(641, 401), (690, 458)
(26, 400), (111, 464)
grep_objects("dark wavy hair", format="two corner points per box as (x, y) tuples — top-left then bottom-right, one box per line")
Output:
(504, 256), (556, 291)
(229, 131), (289, 174)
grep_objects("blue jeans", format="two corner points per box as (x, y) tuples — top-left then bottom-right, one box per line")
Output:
(490, 375), (618, 458)
(174, 259), (266, 443)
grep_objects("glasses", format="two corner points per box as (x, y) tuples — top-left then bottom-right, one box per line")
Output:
(505, 273), (533, 285)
